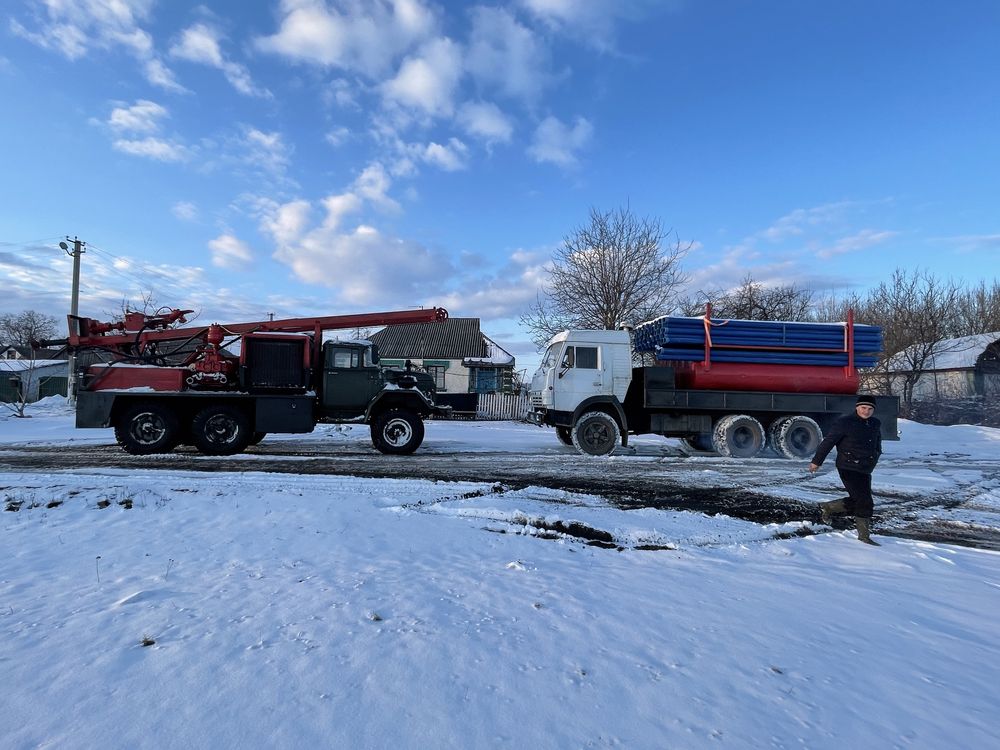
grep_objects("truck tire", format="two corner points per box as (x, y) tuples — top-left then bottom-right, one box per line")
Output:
(371, 409), (424, 455)
(115, 402), (180, 455)
(572, 411), (620, 456)
(191, 405), (253, 456)
(712, 414), (765, 458)
(555, 426), (574, 446)
(768, 415), (822, 460)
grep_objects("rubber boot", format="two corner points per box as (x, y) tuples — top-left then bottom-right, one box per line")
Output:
(818, 499), (846, 525)
(855, 517), (880, 546)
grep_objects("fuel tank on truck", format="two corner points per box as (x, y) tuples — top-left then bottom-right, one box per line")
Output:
(665, 360), (860, 394)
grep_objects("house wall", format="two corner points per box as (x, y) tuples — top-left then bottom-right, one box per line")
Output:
(380, 357), (513, 393)
(381, 358), (469, 392)
(888, 369), (1000, 426)
(890, 370), (976, 400)
(0, 362), (68, 403)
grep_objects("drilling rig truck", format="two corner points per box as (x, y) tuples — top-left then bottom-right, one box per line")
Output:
(49, 306), (450, 456)
(527, 310), (899, 458)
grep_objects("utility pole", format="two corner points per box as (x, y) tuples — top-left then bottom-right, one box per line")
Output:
(60, 236), (86, 405)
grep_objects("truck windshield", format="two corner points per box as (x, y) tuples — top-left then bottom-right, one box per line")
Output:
(541, 343), (560, 370)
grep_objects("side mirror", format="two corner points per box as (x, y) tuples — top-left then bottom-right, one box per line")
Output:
(369, 344), (380, 364)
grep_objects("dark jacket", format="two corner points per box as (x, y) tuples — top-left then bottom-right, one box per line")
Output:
(812, 413), (882, 474)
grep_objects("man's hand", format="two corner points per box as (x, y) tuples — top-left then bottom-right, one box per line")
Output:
(808, 463), (819, 473)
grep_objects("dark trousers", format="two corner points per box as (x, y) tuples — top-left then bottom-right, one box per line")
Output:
(838, 468), (874, 518)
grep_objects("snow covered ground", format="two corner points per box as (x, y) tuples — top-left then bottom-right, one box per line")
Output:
(2, 399), (999, 748)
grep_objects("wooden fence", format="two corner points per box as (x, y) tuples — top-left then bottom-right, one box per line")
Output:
(476, 392), (531, 421)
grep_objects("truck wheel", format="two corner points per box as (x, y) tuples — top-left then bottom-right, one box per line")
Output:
(768, 415), (822, 460)
(191, 405), (252, 456)
(115, 402), (180, 455)
(572, 411), (620, 456)
(555, 426), (574, 446)
(712, 414), (765, 458)
(371, 409), (424, 455)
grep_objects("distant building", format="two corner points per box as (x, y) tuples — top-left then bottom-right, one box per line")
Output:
(370, 318), (516, 412)
(2, 345), (67, 361)
(887, 332), (1000, 425)
(0, 358), (69, 403)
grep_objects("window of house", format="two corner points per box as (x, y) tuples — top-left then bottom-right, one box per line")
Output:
(425, 365), (447, 390)
(471, 367), (499, 393)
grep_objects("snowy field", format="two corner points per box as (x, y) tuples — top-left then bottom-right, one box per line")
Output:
(2, 399), (999, 749)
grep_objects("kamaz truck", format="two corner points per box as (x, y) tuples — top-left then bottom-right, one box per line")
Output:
(527, 314), (899, 458)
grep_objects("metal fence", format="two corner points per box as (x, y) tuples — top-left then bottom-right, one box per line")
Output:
(476, 392), (531, 421)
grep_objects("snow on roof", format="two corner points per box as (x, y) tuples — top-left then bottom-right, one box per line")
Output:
(0, 359), (68, 372)
(891, 332), (1000, 371)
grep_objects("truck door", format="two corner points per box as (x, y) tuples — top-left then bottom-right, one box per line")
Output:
(554, 344), (606, 411)
(322, 345), (382, 415)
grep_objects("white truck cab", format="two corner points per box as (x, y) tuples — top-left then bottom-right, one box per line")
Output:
(528, 329), (635, 454)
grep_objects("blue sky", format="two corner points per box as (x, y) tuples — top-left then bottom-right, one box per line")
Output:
(1, 0), (998, 372)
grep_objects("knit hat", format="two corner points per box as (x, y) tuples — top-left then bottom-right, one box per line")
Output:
(856, 394), (877, 407)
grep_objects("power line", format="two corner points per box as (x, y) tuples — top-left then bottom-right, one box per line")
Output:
(86, 246), (164, 292)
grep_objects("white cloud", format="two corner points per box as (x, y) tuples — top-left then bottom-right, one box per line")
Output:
(759, 202), (858, 242)
(172, 201), (198, 221)
(466, 7), (553, 102)
(436, 248), (547, 319)
(380, 37), (462, 118)
(260, 199), (313, 245)
(325, 127), (351, 146)
(353, 162), (399, 212)
(170, 23), (271, 98)
(421, 139), (468, 171)
(112, 137), (189, 162)
(528, 115), (593, 167)
(105, 99), (188, 161)
(144, 58), (186, 93)
(255, 0), (438, 78)
(932, 233), (1000, 254)
(816, 230), (898, 259)
(11, 0), (181, 91)
(239, 127), (292, 178)
(257, 161), (453, 304)
(208, 234), (254, 270)
(108, 99), (167, 133)
(517, 0), (648, 52)
(457, 101), (514, 143)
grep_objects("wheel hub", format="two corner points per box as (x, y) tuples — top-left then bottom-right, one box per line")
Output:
(384, 418), (413, 447)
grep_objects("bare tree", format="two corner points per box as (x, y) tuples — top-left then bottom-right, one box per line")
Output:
(520, 206), (690, 347)
(953, 279), (1000, 336)
(860, 269), (962, 413)
(0, 310), (59, 347)
(679, 274), (814, 321)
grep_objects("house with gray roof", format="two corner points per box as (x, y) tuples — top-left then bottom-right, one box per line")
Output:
(370, 318), (516, 404)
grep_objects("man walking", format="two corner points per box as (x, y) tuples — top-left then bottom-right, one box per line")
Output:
(809, 394), (883, 545)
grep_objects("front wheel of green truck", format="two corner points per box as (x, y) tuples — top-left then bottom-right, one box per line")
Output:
(370, 409), (425, 455)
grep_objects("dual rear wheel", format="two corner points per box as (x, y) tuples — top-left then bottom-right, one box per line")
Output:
(709, 413), (823, 459)
(115, 402), (253, 456)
